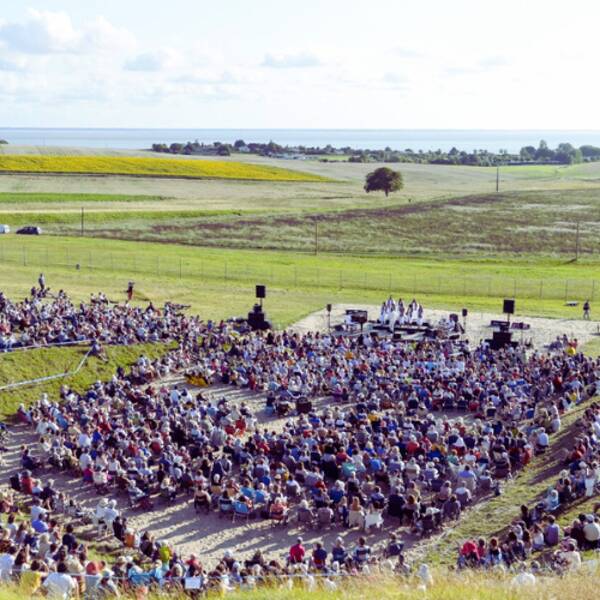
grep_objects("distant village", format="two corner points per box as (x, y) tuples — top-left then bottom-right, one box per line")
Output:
(150, 139), (600, 167)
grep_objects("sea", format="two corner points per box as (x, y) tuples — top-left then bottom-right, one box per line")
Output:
(1, 128), (600, 154)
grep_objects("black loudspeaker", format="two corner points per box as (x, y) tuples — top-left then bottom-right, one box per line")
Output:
(256, 285), (266, 299)
(491, 330), (513, 349)
(462, 308), (468, 318)
(326, 303), (332, 313)
(503, 299), (515, 315)
(247, 305), (271, 330)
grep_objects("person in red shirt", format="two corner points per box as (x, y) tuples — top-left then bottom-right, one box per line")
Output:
(289, 537), (306, 564)
(20, 472), (35, 495)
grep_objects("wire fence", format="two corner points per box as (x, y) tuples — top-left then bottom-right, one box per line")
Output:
(0, 242), (597, 302)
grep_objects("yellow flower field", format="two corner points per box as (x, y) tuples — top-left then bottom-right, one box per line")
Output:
(0, 155), (329, 182)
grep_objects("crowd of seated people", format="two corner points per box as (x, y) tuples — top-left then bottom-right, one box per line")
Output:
(0, 285), (198, 351)
(456, 399), (600, 574)
(0, 469), (418, 599)
(11, 312), (597, 551)
(4, 289), (600, 594)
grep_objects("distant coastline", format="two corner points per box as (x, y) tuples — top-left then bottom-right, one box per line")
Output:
(2, 128), (600, 154)
(151, 139), (599, 167)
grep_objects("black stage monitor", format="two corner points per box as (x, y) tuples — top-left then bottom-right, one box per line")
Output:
(503, 299), (515, 315)
(256, 285), (266, 299)
(461, 308), (468, 318)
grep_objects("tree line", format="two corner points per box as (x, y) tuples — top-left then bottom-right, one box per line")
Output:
(150, 139), (600, 166)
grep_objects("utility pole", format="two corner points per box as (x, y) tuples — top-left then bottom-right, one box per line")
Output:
(575, 221), (580, 261)
(81, 207), (84, 236)
(496, 165), (500, 193)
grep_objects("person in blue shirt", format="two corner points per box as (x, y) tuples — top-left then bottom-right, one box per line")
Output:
(31, 516), (48, 534)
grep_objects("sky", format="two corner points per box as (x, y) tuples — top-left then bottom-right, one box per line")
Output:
(0, 0), (598, 129)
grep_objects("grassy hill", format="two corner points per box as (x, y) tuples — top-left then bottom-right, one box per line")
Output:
(0, 342), (169, 418)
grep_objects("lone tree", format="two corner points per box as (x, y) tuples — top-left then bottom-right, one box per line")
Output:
(364, 167), (403, 197)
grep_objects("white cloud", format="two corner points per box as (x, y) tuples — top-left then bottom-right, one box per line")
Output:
(79, 16), (135, 53)
(262, 51), (321, 68)
(393, 47), (426, 59)
(0, 9), (134, 55)
(125, 48), (182, 72)
(0, 56), (26, 71)
(479, 55), (510, 69)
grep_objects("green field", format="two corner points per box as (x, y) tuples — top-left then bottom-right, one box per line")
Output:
(1, 150), (599, 258)
(0, 236), (597, 327)
(0, 192), (166, 204)
(16, 188), (595, 257)
(0, 154), (329, 182)
(0, 150), (597, 321)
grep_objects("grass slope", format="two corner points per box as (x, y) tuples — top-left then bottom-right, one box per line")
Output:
(0, 342), (169, 418)
(0, 155), (329, 182)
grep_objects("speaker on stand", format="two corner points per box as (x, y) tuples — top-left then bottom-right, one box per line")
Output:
(248, 284), (271, 330)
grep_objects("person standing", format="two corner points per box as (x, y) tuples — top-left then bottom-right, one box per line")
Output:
(583, 300), (591, 320)
(127, 281), (135, 302)
(38, 273), (46, 292)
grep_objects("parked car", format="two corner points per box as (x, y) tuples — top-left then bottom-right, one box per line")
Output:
(0, 224), (9, 234)
(16, 226), (42, 235)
